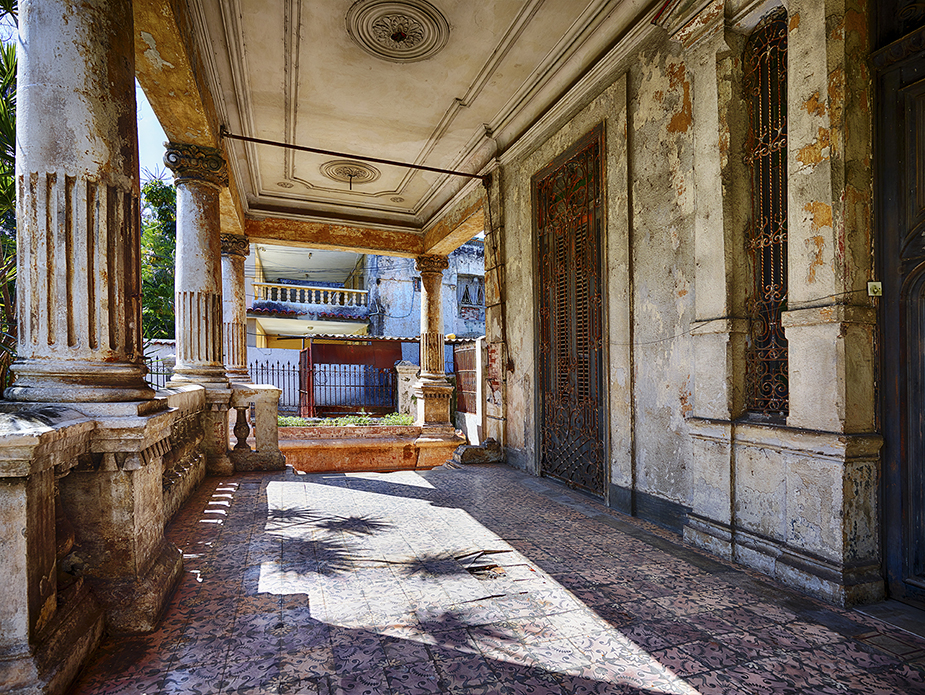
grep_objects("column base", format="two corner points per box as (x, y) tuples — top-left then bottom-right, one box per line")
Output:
(6, 359), (155, 403)
(169, 365), (230, 389)
(414, 424), (465, 468)
(0, 581), (104, 695)
(84, 540), (183, 634)
(412, 380), (454, 426)
(228, 449), (286, 472)
(684, 514), (885, 606)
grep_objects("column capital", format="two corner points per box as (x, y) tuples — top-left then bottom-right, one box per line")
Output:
(415, 254), (449, 274)
(221, 233), (250, 257)
(164, 143), (228, 188)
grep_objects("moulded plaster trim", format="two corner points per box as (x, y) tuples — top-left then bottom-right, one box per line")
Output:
(355, 0), (618, 222)
(246, 204), (425, 233)
(216, 0), (266, 201)
(488, 0), (618, 145)
(283, 0), (304, 180)
(499, 4), (661, 166)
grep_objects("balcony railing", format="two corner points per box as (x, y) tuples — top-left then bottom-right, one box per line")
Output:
(253, 282), (369, 307)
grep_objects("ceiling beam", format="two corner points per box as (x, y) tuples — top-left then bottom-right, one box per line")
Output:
(134, 0), (246, 236)
(245, 218), (425, 258)
(423, 189), (487, 255)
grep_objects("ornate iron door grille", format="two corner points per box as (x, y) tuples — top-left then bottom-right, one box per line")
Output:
(534, 125), (606, 496)
(744, 9), (789, 417)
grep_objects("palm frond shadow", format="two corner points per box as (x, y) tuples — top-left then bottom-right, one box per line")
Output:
(280, 537), (357, 576)
(315, 515), (394, 536)
(266, 506), (393, 538)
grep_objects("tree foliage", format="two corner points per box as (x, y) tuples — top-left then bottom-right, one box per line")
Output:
(0, 8), (16, 393)
(140, 178), (177, 339)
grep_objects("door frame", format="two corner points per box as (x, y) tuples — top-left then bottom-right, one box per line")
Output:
(530, 122), (610, 500)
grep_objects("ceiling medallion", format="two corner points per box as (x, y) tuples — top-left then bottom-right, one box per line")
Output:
(346, 0), (450, 63)
(390, 196), (405, 202)
(277, 181), (294, 188)
(320, 160), (381, 186)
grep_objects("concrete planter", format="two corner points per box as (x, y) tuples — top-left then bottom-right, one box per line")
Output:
(278, 425), (457, 472)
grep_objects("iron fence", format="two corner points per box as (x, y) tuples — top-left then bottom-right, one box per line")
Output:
(309, 364), (395, 416)
(249, 360), (302, 414)
(145, 359), (172, 390)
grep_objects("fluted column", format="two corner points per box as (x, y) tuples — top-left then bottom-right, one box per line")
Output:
(413, 255), (453, 425)
(164, 143), (228, 388)
(165, 143), (232, 475)
(221, 233), (250, 380)
(7, 0), (152, 402)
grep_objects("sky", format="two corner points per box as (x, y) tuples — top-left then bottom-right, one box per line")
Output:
(136, 83), (170, 182)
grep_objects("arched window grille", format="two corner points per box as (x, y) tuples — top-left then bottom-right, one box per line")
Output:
(744, 8), (789, 418)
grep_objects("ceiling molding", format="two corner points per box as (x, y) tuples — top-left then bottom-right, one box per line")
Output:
(498, 2), (662, 167)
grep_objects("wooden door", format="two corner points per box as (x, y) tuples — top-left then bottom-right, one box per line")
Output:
(876, 25), (925, 607)
(533, 125), (606, 497)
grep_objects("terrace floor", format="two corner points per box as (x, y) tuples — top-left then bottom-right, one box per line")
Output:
(70, 464), (925, 695)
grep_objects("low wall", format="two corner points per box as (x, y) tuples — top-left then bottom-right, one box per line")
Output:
(279, 425), (458, 472)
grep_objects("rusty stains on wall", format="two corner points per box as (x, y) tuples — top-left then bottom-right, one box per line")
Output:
(797, 126), (832, 167)
(667, 63), (693, 133)
(804, 91), (827, 117)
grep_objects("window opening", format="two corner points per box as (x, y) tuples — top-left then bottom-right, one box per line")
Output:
(744, 8), (789, 418)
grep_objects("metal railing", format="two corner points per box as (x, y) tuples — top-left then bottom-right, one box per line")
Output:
(253, 282), (369, 307)
(145, 359), (172, 390)
(249, 360), (302, 414)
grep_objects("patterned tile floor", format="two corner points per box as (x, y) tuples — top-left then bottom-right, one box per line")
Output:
(70, 464), (925, 694)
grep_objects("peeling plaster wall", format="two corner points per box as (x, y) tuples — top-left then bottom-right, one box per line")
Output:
(629, 43), (696, 510)
(498, 31), (694, 505)
(493, 0), (880, 605)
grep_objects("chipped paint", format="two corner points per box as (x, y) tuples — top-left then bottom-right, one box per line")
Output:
(789, 13), (800, 32)
(139, 31), (174, 71)
(805, 235), (827, 283)
(804, 91), (826, 117)
(828, 68), (846, 124)
(797, 127), (832, 168)
(804, 201), (833, 232)
(667, 63), (693, 134)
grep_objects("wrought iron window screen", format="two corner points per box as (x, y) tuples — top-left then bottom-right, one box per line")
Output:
(744, 9), (789, 418)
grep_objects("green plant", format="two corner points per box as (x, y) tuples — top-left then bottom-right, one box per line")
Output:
(380, 412), (414, 425)
(278, 415), (310, 427)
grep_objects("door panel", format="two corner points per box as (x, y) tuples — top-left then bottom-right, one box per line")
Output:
(876, 28), (925, 605)
(533, 125), (606, 497)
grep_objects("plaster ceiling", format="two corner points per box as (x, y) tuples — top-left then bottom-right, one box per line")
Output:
(192, 0), (651, 233)
(254, 245), (362, 284)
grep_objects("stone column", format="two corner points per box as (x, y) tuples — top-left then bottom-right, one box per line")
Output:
(413, 255), (453, 425)
(7, 0), (153, 403)
(221, 233), (250, 381)
(165, 143), (229, 387)
(165, 143), (233, 475)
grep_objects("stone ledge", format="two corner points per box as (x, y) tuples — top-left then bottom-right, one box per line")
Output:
(0, 581), (104, 695)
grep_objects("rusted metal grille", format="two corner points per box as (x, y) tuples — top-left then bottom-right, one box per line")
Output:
(744, 9), (789, 417)
(534, 125), (606, 496)
(454, 342), (479, 414)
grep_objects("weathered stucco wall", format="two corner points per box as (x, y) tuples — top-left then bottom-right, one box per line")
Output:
(490, 0), (880, 605)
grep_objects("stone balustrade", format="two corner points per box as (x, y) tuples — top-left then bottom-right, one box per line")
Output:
(253, 282), (369, 307)
(226, 382), (286, 472)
